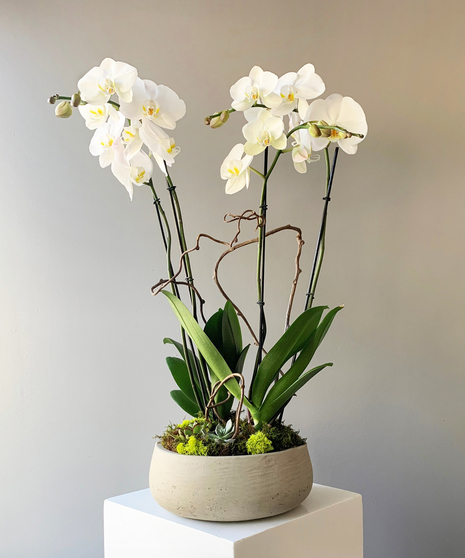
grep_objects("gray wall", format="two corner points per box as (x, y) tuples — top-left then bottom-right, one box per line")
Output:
(1, 1), (464, 557)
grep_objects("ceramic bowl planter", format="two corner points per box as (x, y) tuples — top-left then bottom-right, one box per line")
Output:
(149, 442), (313, 521)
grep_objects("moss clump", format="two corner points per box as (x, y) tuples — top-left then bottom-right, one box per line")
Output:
(177, 418), (206, 430)
(246, 431), (273, 455)
(176, 436), (208, 456)
(260, 423), (306, 452)
(158, 417), (306, 457)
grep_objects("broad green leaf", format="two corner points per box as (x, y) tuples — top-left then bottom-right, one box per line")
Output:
(170, 390), (200, 417)
(263, 306), (343, 406)
(221, 308), (239, 369)
(166, 356), (197, 402)
(163, 337), (199, 376)
(162, 291), (258, 416)
(251, 306), (327, 407)
(203, 309), (223, 352)
(258, 363), (333, 423)
(235, 345), (249, 376)
(224, 300), (242, 354)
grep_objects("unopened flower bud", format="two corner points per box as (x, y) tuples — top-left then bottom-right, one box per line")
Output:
(320, 127), (331, 138)
(55, 101), (73, 118)
(338, 130), (348, 139)
(204, 116), (212, 126)
(308, 123), (321, 138)
(317, 120), (329, 127)
(71, 92), (81, 107)
(48, 95), (58, 105)
(210, 116), (224, 129)
(220, 110), (229, 124)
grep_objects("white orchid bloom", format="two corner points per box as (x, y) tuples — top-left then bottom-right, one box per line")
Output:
(153, 137), (181, 175)
(121, 122), (143, 159)
(230, 66), (279, 111)
(111, 143), (153, 200)
(242, 108), (287, 155)
(139, 119), (176, 166)
(78, 103), (119, 130)
(89, 112), (125, 168)
(119, 78), (186, 130)
(220, 144), (253, 194)
(288, 113), (319, 173)
(303, 94), (368, 155)
(272, 64), (325, 117)
(78, 58), (138, 105)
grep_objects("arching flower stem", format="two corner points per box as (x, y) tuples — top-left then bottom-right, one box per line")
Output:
(147, 179), (205, 409)
(164, 166), (211, 406)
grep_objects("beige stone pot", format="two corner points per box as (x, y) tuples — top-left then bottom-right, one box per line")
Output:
(149, 442), (313, 521)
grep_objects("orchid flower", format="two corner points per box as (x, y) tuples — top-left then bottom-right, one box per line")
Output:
(272, 64), (325, 117)
(288, 113), (319, 173)
(302, 94), (368, 154)
(111, 142), (153, 200)
(220, 144), (253, 194)
(78, 58), (138, 105)
(78, 103), (119, 130)
(230, 66), (278, 111)
(242, 108), (287, 155)
(119, 78), (186, 130)
(121, 122), (143, 159)
(139, 119), (176, 166)
(89, 112), (125, 168)
(153, 137), (181, 175)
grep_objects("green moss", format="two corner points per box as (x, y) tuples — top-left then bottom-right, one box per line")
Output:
(177, 418), (206, 429)
(246, 431), (274, 455)
(260, 423), (306, 452)
(177, 436), (208, 456)
(159, 417), (305, 456)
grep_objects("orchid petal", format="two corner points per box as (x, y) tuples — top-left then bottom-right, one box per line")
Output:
(272, 133), (287, 151)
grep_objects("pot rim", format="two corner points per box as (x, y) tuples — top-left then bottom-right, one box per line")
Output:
(155, 441), (308, 460)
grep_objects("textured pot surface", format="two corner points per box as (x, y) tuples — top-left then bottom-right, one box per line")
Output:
(149, 442), (313, 521)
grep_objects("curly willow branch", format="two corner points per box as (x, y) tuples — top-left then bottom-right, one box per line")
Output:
(151, 213), (304, 344)
(205, 373), (245, 438)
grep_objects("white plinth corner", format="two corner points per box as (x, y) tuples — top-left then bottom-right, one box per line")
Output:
(104, 484), (363, 558)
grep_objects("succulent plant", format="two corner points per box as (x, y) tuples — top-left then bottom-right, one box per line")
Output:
(207, 419), (235, 444)
(175, 418), (208, 441)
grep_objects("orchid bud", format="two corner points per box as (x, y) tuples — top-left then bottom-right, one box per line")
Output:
(320, 127), (331, 138)
(220, 110), (229, 124)
(48, 94), (59, 105)
(338, 130), (348, 139)
(308, 124), (321, 138)
(55, 101), (73, 119)
(210, 116), (224, 129)
(71, 92), (81, 107)
(204, 117), (212, 126)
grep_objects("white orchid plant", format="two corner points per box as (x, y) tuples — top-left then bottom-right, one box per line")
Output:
(49, 58), (367, 431)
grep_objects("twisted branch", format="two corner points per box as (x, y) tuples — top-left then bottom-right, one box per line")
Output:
(205, 373), (245, 438)
(151, 214), (304, 347)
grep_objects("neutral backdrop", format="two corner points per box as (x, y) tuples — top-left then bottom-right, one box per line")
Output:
(1, 1), (464, 557)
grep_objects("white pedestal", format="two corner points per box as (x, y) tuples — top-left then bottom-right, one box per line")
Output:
(104, 485), (363, 558)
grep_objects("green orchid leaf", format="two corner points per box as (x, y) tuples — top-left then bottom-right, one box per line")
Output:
(224, 300), (242, 355)
(251, 306), (327, 407)
(162, 291), (257, 416)
(235, 345), (250, 376)
(258, 363), (333, 423)
(264, 306), (343, 406)
(163, 337), (200, 377)
(203, 309), (224, 352)
(215, 344), (250, 419)
(170, 390), (200, 417)
(221, 308), (239, 369)
(166, 356), (197, 402)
